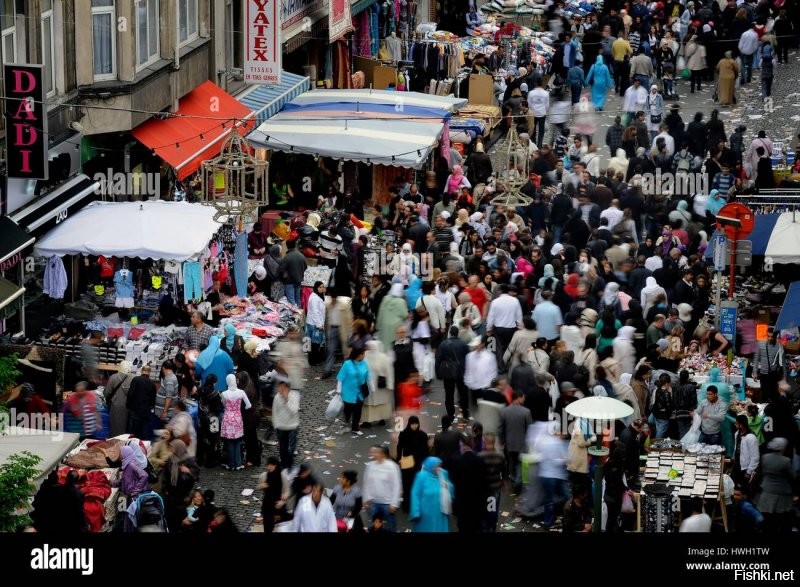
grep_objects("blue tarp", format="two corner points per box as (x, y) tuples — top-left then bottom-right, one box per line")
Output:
(704, 213), (780, 259)
(775, 281), (800, 331)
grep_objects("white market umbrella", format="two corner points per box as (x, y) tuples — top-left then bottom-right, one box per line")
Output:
(565, 396), (634, 421)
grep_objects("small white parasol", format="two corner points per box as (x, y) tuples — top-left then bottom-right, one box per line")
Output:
(565, 396), (634, 421)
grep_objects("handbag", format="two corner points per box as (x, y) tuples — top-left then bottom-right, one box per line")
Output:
(400, 455), (415, 469)
(377, 375), (387, 389)
(360, 381), (370, 399)
(439, 473), (452, 515)
(650, 113), (662, 124)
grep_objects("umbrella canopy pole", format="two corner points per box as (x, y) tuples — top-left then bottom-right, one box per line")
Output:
(589, 437), (609, 533)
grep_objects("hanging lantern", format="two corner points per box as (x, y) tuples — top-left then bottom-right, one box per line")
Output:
(490, 125), (533, 208)
(199, 130), (269, 224)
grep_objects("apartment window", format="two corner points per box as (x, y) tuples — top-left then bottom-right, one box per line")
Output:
(1, 0), (15, 64)
(225, 0), (242, 70)
(92, 0), (116, 80)
(136, 0), (159, 69)
(41, 0), (55, 95)
(178, 0), (198, 45)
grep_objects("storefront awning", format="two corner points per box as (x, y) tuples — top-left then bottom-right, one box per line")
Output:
(776, 281), (800, 331)
(9, 174), (100, 239)
(0, 276), (25, 320)
(237, 72), (311, 127)
(283, 8), (328, 53)
(0, 217), (35, 265)
(247, 90), (467, 168)
(131, 81), (255, 181)
(34, 200), (221, 262)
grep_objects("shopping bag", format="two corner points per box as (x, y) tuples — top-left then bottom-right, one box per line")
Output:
(422, 352), (436, 382)
(680, 413), (702, 446)
(548, 379), (560, 410)
(621, 490), (636, 514)
(324, 392), (344, 421)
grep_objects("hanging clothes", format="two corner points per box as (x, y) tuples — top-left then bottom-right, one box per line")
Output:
(113, 269), (134, 308)
(386, 34), (403, 63)
(43, 256), (68, 300)
(234, 231), (249, 297)
(370, 5), (380, 56)
(183, 261), (203, 302)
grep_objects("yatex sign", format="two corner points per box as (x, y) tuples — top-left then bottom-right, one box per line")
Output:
(4, 64), (48, 180)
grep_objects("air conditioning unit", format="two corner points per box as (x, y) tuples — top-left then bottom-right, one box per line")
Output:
(303, 65), (317, 86)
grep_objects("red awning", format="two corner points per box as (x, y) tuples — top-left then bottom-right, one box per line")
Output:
(132, 81), (255, 180)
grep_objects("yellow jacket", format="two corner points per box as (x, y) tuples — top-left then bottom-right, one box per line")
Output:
(612, 38), (633, 62)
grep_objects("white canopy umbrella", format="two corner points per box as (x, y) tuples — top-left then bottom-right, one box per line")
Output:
(565, 396), (634, 421)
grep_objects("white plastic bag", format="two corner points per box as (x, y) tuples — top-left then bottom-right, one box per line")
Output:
(422, 352), (436, 382)
(325, 392), (344, 421)
(680, 413), (702, 446)
(548, 379), (560, 410)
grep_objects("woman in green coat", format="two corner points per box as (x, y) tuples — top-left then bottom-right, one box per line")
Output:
(376, 282), (409, 350)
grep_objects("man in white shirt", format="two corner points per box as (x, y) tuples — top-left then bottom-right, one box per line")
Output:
(738, 27), (759, 85)
(599, 198), (624, 230)
(416, 281), (447, 342)
(486, 283), (523, 372)
(292, 483), (337, 532)
(527, 81), (550, 149)
(465, 336), (498, 404)
(362, 445), (403, 532)
(734, 415), (760, 491)
(651, 124), (675, 158)
(622, 78), (647, 120)
(679, 498), (712, 532)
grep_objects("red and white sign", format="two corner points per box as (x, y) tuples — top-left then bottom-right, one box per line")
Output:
(244, 0), (281, 85)
(328, 0), (353, 43)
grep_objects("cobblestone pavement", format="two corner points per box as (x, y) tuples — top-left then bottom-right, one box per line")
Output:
(207, 50), (800, 534)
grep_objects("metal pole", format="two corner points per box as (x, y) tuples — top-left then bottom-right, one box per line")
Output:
(19, 259), (25, 336)
(728, 239), (737, 300)
(715, 270), (722, 329)
(592, 435), (603, 533)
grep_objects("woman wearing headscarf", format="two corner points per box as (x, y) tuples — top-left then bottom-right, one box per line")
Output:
(389, 243), (419, 283)
(161, 439), (199, 532)
(337, 347), (372, 435)
(112, 445), (149, 504)
(646, 84), (665, 138)
(538, 264), (559, 290)
(409, 456), (454, 532)
(220, 374), (252, 470)
(376, 282), (409, 350)
(396, 416), (430, 513)
(612, 326), (638, 376)
(576, 333), (598, 387)
(585, 55), (614, 111)
(444, 165), (471, 197)
(195, 335), (235, 392)
(306, 281), (327, 365)
(613, 373), (643, 422)
(757, 438), (794, 533)
(640, 276), (667, 318)
(405, 275), (424, 311)
(104, 360), (134, 437)
(263, 244), (285, 301)
(361, 339), (394, 427)
(258, 457), (286, 533)
(598, 282), (623, 320)
(237, 339), (261, 390)
(220, 323), (244, 364)
(596, 306), (622, 355)
(715, 50), (738, 106)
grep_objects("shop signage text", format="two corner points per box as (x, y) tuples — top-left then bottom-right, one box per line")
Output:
(282, 0), (323, 29)
(0, 253), (22, 271)
(4, 64), (48, 180)
(244, 0), (282, 84)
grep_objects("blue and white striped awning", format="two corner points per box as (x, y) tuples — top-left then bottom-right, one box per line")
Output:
(237, 72), (311, 127)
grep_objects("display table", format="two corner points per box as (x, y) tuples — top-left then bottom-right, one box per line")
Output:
(639, 451), (728, 532)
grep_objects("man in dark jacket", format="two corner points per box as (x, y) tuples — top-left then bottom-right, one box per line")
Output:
(450, 435), (487, 533)
(434, 415), (464, 472)
(436, 327), (471, 420)
(550, 190), (574, 244)
(126, 366), (156, 440)
(686, 112), (707, 159)
(628, 255), (652, 301)
(671, 267), (698, 307)
(499, 391), (533, 493)
(280, 239), (307, 307)
(665, 105), (685, 148)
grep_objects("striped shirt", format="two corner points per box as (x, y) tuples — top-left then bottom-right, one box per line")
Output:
(185, 323), (214, 350)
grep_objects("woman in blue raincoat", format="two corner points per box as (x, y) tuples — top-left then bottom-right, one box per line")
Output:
(195, 335), (235, 391)
(409, 456), (454, 532)
(585, 55), (613, 111)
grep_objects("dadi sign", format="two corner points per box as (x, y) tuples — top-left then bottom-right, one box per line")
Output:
(244, 0), (282, 84)
(4, 64), (48, 180)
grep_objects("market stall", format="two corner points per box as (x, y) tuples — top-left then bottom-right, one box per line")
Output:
(0, 427), (80, 489)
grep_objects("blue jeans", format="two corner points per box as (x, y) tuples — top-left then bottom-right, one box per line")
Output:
(284, 282), (301, 306)
(483, 489), (501, 532)
(655, 418), (671, 439)
(369, 503), (396, 532)
(570, 84), (582, 104)
(634, 74), (650, 88)
(225, 437), (243, 469)
(541, 477), (569, 527)
(699, 431), (721, 446)
(276, 428), (297, 470)
(552, 224), (564, 245)
(324, 325), (341, 376)
(740, 53), (754, 84)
